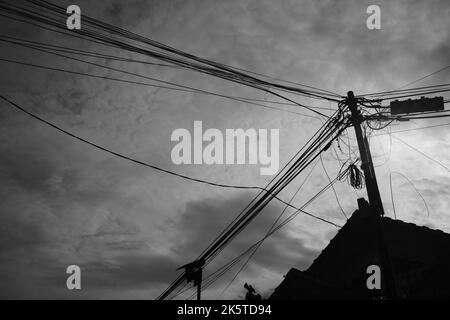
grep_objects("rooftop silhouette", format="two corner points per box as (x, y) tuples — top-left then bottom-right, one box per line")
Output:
(270, 198), (450, 299)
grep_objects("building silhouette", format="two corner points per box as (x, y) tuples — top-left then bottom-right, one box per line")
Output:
(270, 198), (450, 299)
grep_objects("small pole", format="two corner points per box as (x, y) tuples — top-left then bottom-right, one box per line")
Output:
(196, 268), (202, 301)
(176, 259), (205, 301)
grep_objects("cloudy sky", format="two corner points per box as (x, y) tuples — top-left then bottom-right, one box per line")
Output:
(0, 0), (449, 299)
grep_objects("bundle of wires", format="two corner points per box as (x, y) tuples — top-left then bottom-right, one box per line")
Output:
(358, 82), (450, 102)
(174, 160), (357, 300)
(0, 0), (343, 120)
(157, 105), (352, 300)
(338, 160), (364, 190)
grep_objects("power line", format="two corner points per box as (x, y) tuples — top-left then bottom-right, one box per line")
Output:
(0, 7), (339, 108)
(215, 159), (321, 299)
(201, 117), (349, 260)
(319, 154), (348, 220)
(195, 110), (344, 257)
(0, 0), (341, 113)
(0, 94), (308, 195)
(177, 167), (343, 299)
(392, 136), (449, 172)
(389, 172), (397, 220)
(194, 164), (349, 298)
(394, 113), (450, 120)
(394, 65), (450, 91)
(0, 57), (321, 119)
(375, 88), (450, 101)
(195, 125), (350, 295)
(157, 108), (350, 299)
(0, 94), (340, 225)
(371, 122), (450, 136)
(391, 171), (431, 217)
(0, 35), (336, 113)
(0, 33), (331, 118)
(29, 0), (342, 99)
(366, 110), (450, 122)
(0, 1), (351, 298)
(359, 83), (450, 98)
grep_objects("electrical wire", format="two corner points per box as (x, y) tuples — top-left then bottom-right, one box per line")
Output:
(371, 122), (450, 136)
(0, 57), (321, 119)
(358, 83), (450, 99)
(0, 0), (341, 114)
(393, 65), (450, 91)
(0, 94), (328, 200)
(215, 159), (321, 299)
(392, 136), (449, 172)
(389, 172), (397, 220)
(320, 154), (348, 219)
(0, 34), (335, 112)
(178, 164), (346, 299)
(391, 171), (431, 217)
(157, 107), (351, 299)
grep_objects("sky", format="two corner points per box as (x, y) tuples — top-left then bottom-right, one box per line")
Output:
(0, 0), (449, 299)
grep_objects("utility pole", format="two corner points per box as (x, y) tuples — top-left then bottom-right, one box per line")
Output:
(176, 259), (205, 300)
(347, 91), (398, 298)
(196, 268), (202, 301)
(346, 91), (384, 216)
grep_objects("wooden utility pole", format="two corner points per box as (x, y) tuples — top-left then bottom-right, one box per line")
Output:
(347, 91), (398, 298)
(346, 91), (384, 216)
